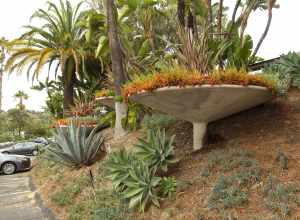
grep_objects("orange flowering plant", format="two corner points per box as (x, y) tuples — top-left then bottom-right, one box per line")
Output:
(123, 68), (278, 102)
(95, 89), (115, 99)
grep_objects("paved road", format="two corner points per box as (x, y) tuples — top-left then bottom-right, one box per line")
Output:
(0, 173), (56, 220)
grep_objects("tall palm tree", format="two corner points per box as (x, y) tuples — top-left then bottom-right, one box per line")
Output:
(0, 38), (5, 111)
(252, 0), (277, 57)
(105, 0), (128, 138)
(14, 90), (29, 110)
(5, 0), (86, 114)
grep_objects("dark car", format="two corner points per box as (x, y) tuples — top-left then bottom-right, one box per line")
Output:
(0, 153), (31, 175)
(1, 142), (39, 156)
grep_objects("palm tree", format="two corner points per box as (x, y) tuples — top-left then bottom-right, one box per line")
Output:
(14, 90), (29, 110)
(0, 38), (5, 111)
(105, 0), (128, 138)
(5, 0), (86, 114)
(252, 0), (277, 57)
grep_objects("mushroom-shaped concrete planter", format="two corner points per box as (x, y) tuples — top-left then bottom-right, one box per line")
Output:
(95, 96), (115, 109)
(130, 85), (272, 151)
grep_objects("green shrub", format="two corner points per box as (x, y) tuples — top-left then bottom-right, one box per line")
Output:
(135, 128), (178, 173)
(142, 114), (176, 130)
(47, 121), (104, 167)
(159, 177), (177, 198)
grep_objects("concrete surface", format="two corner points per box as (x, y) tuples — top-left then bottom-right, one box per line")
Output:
(0, 173), (56, 220)
(95, 96), (115, 108)
(130, 85), (272, 150)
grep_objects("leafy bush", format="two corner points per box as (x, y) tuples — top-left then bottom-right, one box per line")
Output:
(135, 129), (177, 173)
(159, 177), (177, 198)
(122, 161), (161, 212)
(47, 121), (104, 167)
(264, 51), (300, 95)
(142, 114), (176, 130)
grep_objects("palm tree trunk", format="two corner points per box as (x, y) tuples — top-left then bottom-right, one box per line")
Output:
(177, 0), (185, 28)
(252, 0), (276, 58)
(205, 0), (213, 37)
(217, 0), (224, 38)
(106, 0), (128, 139)
(0, 67), (2, 111)
(62, 58), (75, 116)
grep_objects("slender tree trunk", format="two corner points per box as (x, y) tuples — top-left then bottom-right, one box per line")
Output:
(0, 44), (4, 112)
(106, 0), (128, 138)
(62, 58), (75, 116)
(217, 0), (224, 38)
(228, 0), (242, 38)
(205, 0), (213, 37)
(232, 0), (241, 23)
(177, 0), (186, 28)
(0, 67), (2, 111)
(252, 0), (276, 58)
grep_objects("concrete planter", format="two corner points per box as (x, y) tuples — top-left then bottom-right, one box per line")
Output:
(130, 85), (273, 151)
(95, 96), (115, 109)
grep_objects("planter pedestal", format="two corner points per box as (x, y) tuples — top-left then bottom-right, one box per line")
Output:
(130, 85), (273, 151)
(193, 122), (207, 151)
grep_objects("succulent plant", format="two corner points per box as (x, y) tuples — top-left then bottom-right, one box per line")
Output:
(122, 161), (161, 212)
(104, 149), (137, 192)
(47, 120), (104, 167)
(135, 129), (178, 173)
(159, 177), (177, 198)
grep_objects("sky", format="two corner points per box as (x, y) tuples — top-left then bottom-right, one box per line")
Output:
(0, 0), (298, 111)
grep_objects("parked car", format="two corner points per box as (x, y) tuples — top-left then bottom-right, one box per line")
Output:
(0, 153), (31, 175)
(1, 142), (40, 156)
(32, 137), (49, 145)
(0, 142), (14, 150)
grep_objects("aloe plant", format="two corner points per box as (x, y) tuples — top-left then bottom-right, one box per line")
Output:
(47, 121), (104, 167)
(135, 129), (178, 173)
(122, 161), (161, 212)
(104, 149), (137, 192)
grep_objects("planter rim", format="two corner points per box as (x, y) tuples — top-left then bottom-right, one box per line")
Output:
(130, 84), (270, 97)
(95, 96), (114, 101)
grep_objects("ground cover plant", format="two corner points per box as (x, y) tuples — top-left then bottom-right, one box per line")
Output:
(263, 176), (300, 218)
(123, 68), (278, 101)
(204, 149), (262, 211)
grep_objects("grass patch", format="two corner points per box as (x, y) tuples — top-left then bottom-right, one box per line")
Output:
(51, 175), (90, 207)
(68, 189), (132, 220)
